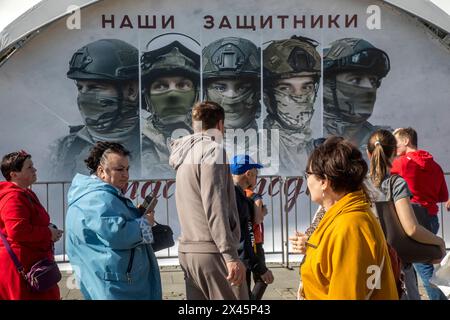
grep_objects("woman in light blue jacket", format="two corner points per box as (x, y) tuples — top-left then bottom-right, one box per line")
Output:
(65, 142), (162, 300)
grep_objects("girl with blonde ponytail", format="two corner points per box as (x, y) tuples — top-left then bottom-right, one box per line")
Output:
(367, 129), (446, 300)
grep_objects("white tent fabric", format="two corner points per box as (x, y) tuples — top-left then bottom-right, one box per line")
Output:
(0, 0), (449, 57)
(0, 0), (100, 53)
(385, 0), (450, 33)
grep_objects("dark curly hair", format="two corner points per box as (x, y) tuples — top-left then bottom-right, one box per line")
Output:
(1, 150), (32, 181)
(85, 142), (130, 174)
(306, 136), (368, 194)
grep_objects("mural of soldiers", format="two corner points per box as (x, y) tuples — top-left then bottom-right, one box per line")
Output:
(263, 36), (321, 176)
(202, 37), (261, 132)
(51, 39), (140, 180)
(323, 38), (391, 151)
(140, 40), (200, 178)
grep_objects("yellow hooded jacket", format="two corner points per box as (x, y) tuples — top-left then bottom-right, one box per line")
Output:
(301, 190), (399, 300)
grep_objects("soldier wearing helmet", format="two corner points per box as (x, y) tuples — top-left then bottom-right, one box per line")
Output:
(263, 36), (321, 176)
(323, 38), (391, 152)
(140, 40), (200, 178)
(51, 39), (140, 180)
(202, 37), (261, 132)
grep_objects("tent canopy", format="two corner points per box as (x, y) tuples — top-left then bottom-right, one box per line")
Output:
(0, 0), (449, 59)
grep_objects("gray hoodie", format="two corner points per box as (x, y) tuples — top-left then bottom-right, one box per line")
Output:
(169, 132), (241, 262)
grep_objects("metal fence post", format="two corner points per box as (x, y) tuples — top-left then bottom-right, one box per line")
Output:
(284, 177), (291, 269)
(278, 176), (286, 267)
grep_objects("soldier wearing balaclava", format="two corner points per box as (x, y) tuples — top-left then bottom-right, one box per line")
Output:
(140, 40), (200, 178)
(263, 36), (321, 176)
(323, 38), (391, 152)
(202, 37), (261, 160)
(51, 39), (140, 180)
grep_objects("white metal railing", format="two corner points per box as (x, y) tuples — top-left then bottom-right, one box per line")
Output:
(32, 173), (450, 268)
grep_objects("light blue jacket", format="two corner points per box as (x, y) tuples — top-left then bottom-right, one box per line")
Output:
(65, 174), (162, 300)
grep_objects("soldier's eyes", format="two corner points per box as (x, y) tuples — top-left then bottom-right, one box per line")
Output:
(211, 84), (226, 92)
(347, 77), (364, 86)
(275, 85), (292, 93)
(369, 77), (378, 87)
(151, 83), (169, 91)
(236, 84), (251, 94)
(177, 80), (193, 91)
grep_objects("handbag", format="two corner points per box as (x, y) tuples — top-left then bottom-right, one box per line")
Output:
(374, 175), (443, 264)
(410, 203), (432, 232)
(151, 222), (175, 252)
(0, 231), (61, 292)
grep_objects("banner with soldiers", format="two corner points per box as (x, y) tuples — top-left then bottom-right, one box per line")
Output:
(1, 0), (449, 181)
(1, 1), (450, 259)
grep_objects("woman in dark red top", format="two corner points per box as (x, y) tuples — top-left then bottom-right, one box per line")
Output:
(0, 150), (63, 300)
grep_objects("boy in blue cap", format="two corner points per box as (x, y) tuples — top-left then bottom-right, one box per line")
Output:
(230, 155), (274, 300)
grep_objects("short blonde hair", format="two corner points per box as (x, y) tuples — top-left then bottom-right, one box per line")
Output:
(393, 127), (417, 147)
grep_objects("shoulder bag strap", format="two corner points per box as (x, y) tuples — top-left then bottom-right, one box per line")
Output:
(0, 231), (26, 276)
(126, 248), (136, 284)
(0, 194), (28, 279)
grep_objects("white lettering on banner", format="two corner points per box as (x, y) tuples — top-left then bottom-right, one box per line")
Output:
(66, 5), (81, 30)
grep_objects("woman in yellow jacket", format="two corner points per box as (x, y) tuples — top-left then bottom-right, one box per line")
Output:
(291, 136), (398, 300)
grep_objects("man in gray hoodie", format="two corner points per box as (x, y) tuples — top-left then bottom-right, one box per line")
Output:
(169, 101), (247, 300)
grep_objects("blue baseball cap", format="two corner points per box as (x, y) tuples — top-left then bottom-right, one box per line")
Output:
(230, 155), (263, 175)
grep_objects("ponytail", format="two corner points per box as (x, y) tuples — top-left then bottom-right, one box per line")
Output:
(367, 129), (397, 188)
(369, 142), (389, 188)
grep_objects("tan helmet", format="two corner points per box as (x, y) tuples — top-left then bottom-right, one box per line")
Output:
(263, 35), (321, 80)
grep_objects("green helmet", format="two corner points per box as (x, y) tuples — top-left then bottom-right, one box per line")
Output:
(323, 38), (390, 82)
(67, 39), (138, 81)
(263, 35), (321, 80)
(141, 40), (200, 84)
(202, 37), (260, 79)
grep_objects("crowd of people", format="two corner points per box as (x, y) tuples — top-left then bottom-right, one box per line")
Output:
(0, 101), (448, 300)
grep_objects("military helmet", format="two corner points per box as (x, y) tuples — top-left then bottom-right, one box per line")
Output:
(141, 40), (200, 83)
(323, 38), (390, 79)
(202, 37), (260, 79)
(67, 39), (138, 81)
(263, 35), (321, 79)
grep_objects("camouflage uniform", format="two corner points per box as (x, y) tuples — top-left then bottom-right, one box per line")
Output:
(263, 36), (321, 176)
(323, 38), (391, 153)
(140, 41), (200, 179)
(52, 39), (140, 180)
(51, 125), (140, 181)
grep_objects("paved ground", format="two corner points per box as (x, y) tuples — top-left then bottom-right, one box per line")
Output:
(57, 262), (431, 300)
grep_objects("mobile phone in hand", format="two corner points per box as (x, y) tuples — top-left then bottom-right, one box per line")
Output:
(141, 194), (158, 215)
